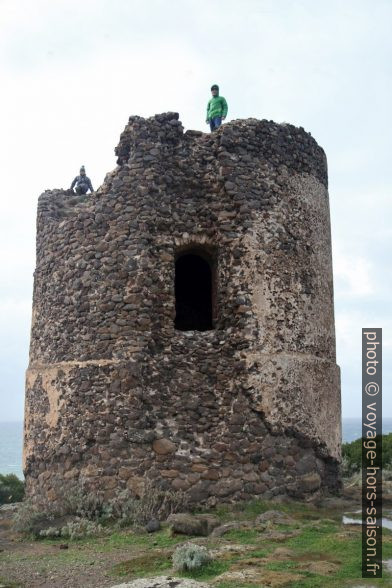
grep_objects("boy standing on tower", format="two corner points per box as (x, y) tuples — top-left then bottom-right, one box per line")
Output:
(206, 84), (228, 132)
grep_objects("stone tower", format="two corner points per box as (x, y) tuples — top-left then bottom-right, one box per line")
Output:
(24, 113), (341, 505)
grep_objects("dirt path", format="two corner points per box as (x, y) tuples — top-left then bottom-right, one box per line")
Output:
(0, 507), (145, 588)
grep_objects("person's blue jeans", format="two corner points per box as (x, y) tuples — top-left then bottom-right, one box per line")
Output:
(75, 185), (88, 195)
(209, 116), (222, 132)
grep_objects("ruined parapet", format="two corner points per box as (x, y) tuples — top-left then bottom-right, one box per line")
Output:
(24, 112), (341, 505)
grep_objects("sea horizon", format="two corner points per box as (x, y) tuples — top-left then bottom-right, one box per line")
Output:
(1, 417), (392, 480)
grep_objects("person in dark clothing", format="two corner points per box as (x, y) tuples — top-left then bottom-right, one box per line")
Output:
(206, 84), (228, 132)
(70, 166), (94, 194)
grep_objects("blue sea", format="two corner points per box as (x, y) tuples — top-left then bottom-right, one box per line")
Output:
(0, 421), (24, 479)
(1, 418), (392, 480)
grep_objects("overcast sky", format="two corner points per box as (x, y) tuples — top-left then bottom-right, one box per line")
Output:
(0, 0), (390, 421)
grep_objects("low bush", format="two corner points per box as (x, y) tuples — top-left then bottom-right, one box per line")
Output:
(342, 432), (392, 477)
(39, 518), (103, 540)
(12, 500), (58, 537)
(13, 477), (186, 537)
(105, 479), (187, 527)
(172, 542), (212, 572)
(13, 500), (105, 540)
(64, 485), (107, 522)
(0, 473), (25, 505)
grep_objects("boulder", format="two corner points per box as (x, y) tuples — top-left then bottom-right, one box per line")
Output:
(299, 561), (340, 575)
(255, 510), (295, 525)
(213, 568), (303, 586)
(167, 513), (209, 536)
(210, 520), (256, 537)
(195, 514), (220, 534)
(167, 513), (220, 536)
(110, 577), (209, 588)
(145, 518), (161, 533)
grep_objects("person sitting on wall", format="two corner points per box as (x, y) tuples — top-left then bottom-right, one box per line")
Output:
(70, 166), (94, 194)
(206, 84), (228, 132)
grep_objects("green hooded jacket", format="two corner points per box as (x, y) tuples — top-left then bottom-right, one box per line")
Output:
(206, 93), (228, 121)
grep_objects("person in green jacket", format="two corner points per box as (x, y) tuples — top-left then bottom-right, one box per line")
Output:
(206, 84), (228, 132)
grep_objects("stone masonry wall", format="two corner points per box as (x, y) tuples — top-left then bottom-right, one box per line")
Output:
(24, 113), (341, 505)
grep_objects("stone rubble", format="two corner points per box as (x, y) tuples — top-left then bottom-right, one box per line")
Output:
(110, 578), (209, 588)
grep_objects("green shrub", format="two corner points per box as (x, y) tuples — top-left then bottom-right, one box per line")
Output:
(64, 484), (107, 522)
(12, 500), (59, 537)
(342, 432), (392, 476)
(39, 518), (103, 540)
(172, 542), (212, 572)
(12, 481), (106, 537)
(0, 473), (25, 505)
(13, 499), (105, 540)
(13, 477), (186, 537)
(105, 480), (187, 527)
(13, 477), (107, 525)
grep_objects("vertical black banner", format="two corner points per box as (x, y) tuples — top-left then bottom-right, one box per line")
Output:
(362, 328), (382, 578)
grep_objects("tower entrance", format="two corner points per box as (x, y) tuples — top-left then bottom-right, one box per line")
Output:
(175, 252), (214, 331)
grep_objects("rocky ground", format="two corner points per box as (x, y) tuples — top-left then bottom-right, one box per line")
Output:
(1, 487), (391, 588)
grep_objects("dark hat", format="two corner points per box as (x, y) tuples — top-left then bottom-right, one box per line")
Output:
(80, 165), (85, 172)
(211, 84), (219, 91)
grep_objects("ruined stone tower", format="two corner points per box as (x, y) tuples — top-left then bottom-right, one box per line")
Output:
(24, 113), (341, 504)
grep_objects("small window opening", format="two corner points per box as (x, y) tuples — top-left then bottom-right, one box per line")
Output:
(175, 252), (214, 331)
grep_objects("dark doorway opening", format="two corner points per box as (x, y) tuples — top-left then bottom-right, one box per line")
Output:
(175, 253), (214, 331)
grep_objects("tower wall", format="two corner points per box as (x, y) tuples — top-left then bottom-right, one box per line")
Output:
(24, 113), (341, 504)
